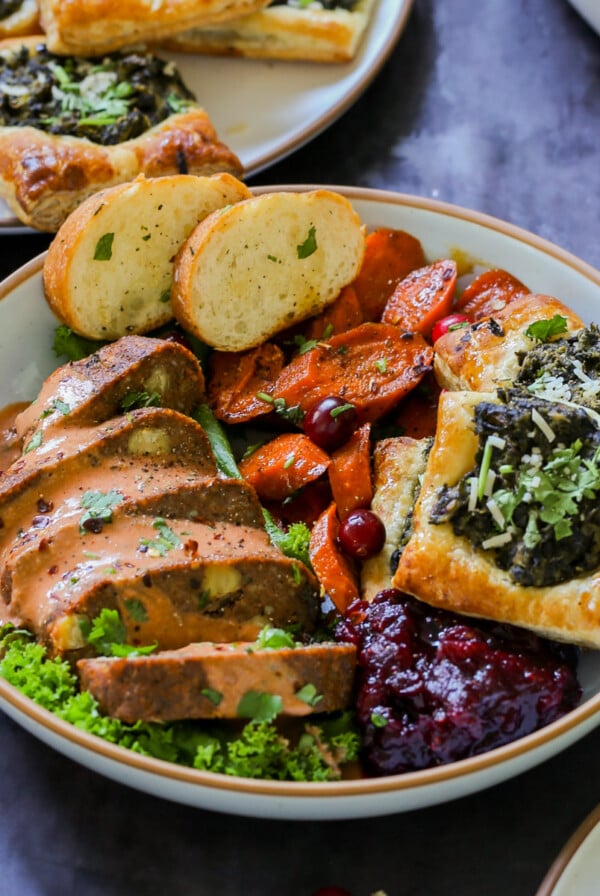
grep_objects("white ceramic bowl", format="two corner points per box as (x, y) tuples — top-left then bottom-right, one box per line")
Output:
(1, 187), (600, 819)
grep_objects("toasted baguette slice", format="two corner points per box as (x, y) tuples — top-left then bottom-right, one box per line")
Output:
(43, 173), (251, 340)
(172, 189), (365, 352)
(159, 0), (376, 63)
(77, 640), (357, 722)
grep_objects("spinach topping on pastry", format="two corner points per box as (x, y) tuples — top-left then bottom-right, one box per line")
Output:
(0, 44), (196, 144)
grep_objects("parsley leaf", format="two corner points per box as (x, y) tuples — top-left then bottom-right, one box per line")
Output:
(94, 232), (114, 261)
(120, 390), (161, 411)
(295, 683), (322, 707)
(79, 489), (123, 533)
(139, 518), (181, 556)
(255, 625), (297, 650)
(237, 690), (283, 723)
(52, 325), (104, 362)
(525, 315), (568, 342)
(296, 225), (317, 259)
(79, 608), (156, 657)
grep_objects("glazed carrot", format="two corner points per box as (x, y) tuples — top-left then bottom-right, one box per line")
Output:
(207, 342), (284, 424)
(274, 322), (433, 424)
(238, 433), (330, 502)
(393, 373), (441, 439)
(309, 503), (360, 613)
(456, 269), (530, 321)
(381, 260), (457, 337)
(328, 423), (373, 519)
(302, 284), (363, 341)
(352, 228), (426, 322)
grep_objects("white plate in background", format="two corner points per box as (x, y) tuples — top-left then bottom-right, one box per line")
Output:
(1, 187), (600, 819)
(536, 805), (600, 896)
(0, 0), (414, 230)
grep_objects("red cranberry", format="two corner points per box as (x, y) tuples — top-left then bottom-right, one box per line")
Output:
(339, 509), (386, 559)
(303, 396), (358, 450)
(431, 313), (470, 343)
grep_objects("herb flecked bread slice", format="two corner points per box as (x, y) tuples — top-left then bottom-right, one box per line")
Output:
(158, 0), (376, 64)
(43, 173), (251, 339)
(171, 189), (366, 352)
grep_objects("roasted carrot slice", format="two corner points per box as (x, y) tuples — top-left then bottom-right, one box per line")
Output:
(393, 373), (441, 439)
(302, 284), (363, 341)
(208, 342), (284, 424)
(352, 228), (426, 322)
(381, 259), (457, 337)
(329, 423), (373, 519)
(238, 433), (330, 502)
(309, 503), (360, 613)
(456, 269), (530, 321)
(274, 322), (433, 424)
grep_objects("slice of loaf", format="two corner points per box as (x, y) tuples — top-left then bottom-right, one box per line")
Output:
(43, 172), (251, 340)
(77, 640), (357, 722)
(171, 189), (365, 351)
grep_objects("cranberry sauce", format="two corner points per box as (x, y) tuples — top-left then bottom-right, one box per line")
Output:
(336, 590), (582, 776)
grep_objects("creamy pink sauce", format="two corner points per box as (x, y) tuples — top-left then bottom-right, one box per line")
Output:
(0, 402), (29, 474)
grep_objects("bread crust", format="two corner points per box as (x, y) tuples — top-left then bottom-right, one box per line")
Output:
(38, 0), (272, 55)
(0, 0), (40, 38)
(159, 0), (376, 63)
(393, 390), (600, 648)
(433, 294), (584, 392)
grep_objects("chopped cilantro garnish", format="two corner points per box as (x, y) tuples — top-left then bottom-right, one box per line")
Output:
(295, 683), (322, 707)
(79, 489), (123, 533)
(237, 690), (283, 723)
(23, 431), (42, 454)
(254, 625), (297, 650)
(296, 225), (318, 259)
(200, 687), (223, 706)
(79, 609), (156, 657)
(330, 402), (356, 419)
(94, 232), (114, 261)
(120, 390), (161, 411)
(139, 518), (181, 556)
(371, 712), (388, 728)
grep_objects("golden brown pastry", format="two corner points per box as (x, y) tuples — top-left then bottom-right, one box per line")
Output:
(360, 436), (430, 602)
(0, 40), (242, 231)
(394, 388), (600, 648)
(159, 0), (376, 64)
(433, 294), (583, 392)
(0, 0), (40, 38)
(38, 0), (272, 56)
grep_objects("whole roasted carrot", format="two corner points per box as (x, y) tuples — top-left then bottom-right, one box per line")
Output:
(456, 268), (530, 321)
(381, 259), (457, 336)
(352, 228), (426, 322)
(274, 322), (433, 424)
(309, 502), (360, 613)
(238, 432), (330, 502)
(207, 342), (284, 424)
(328, 423), (373, 519)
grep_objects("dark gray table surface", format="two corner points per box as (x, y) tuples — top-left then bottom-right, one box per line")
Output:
(1, 1), (600, 894)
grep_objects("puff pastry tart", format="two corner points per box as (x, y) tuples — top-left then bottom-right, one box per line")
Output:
(0, 0), (40, 38)
(0, 40), (242, 231)
(38, 0), (272, 56)
(433, 293), (584, 392)
(159, 0), (376, 63)
(394, 330), (600, 648)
